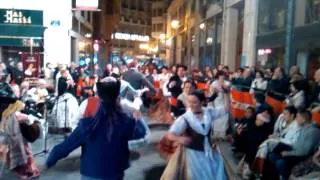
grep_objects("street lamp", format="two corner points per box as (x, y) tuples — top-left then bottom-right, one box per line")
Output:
(200, 23), (205, 30)
(171, 20), (180, 29)
(160, 33), (166, 40)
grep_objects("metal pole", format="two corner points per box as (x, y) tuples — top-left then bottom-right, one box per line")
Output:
(30, 38), (34, 55)
(284, 0), (295, 73)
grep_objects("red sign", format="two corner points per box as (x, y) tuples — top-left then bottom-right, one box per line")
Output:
(21, 53), (40, 78)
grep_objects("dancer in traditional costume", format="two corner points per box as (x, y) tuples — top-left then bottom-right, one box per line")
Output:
(161, 90), (228, 180)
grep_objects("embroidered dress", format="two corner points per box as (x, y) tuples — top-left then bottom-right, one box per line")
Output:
(168, 107), (227, 180)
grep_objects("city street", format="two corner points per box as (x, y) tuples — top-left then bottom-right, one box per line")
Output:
(2, 123), (240, 180)
(2, 125), (168, 180)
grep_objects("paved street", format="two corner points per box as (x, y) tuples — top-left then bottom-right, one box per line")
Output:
(2, 124), (239, 180)
(2, 126), (168, 180)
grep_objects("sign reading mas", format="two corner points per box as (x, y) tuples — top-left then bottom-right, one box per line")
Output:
(0, 9), (43, 47)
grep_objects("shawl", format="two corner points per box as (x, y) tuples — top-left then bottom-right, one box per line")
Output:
(0, 101), (28, 170)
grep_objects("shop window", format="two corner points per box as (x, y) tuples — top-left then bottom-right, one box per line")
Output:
(306, 0), (320, 24)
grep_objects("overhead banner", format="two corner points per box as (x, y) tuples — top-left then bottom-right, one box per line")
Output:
(21, 53), (40, 80)
(75, 0), (99, 11)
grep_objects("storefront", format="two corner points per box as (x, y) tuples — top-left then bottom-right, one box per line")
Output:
(0, 8), (44, 65)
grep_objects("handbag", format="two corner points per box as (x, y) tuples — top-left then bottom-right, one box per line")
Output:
(160, 146), (189, 180)
(19, 122), (40, 143)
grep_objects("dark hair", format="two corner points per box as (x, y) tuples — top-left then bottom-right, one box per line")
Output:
(247, 106), (255, 113)
(237, 68), (244, 73)
(284, 106), (297, 118)
(256, 70), (265, 79)
(190, 90), (206, 103)
(161, 66), (168, 71)
(297, 107), (311, 122)
(177, 64), (187, 71)
(215, 70), (225, 79)
(183, 80), (193, 88)
(291, 80), (304, 92)
(90, 80), (123, 141)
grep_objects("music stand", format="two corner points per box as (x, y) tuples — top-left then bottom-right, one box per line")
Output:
(34, 102), (50, 156)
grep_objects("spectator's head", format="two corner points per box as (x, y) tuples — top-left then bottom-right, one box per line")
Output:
(38, 79), (47, 89)
(255, 70), (264, 79)
(253, 92), (265, 105)
(218, 64), (223, 71)
(274, 67), (285, 79)
(296, 108), (312, 126)
(183, 80), (193, 95)
(215, 70), (225, 82)
(71, 62), (77, 69)
(177, 64), (186, 78)
(265, 68), (273, 78)
(236, 68), (244, 76)
(60, 69), (68, 78)
(243, 69), (250, 78)
(223, 66), (229, 73)
(161, 66), (168, 74)
(17, 62), (23, 71)
(314, 68), (320, 84)
(255, 112), (271, 126)
(290, 73), (304, 83)
(188, 90), (206, 113)
(290, 80), (304, 94)
(246, 106), (255, 119)
(111, 67), (121, 80)
(46, 62), (52, 69)
(107, 64), (112, 71)
(289, 65), (300, 77)
(171, 65), (177, 74)
(283, 106), (297, 122)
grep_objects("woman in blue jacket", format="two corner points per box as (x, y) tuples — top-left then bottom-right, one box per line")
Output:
(46, 77), (146, 180)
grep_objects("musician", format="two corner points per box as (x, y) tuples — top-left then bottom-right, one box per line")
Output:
(48, 77), (79, 131)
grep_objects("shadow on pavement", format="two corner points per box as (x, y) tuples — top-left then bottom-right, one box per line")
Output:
(144, 165), (166, 180)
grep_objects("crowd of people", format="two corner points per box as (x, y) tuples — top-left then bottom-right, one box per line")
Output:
(0, 59), (319, 180)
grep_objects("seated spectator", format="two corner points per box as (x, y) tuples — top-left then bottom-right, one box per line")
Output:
(250, 70), (268, 94)
(240, 69), (253, 89)
(253, 107), (298, 176)
(232, 106), (256, 153)
(265, 108), (320, 180)
(272, 106), (297, 137)
(286, 81), (305, 109)
(290, 145), (320, 179)
(240, 111), (272, 179)
(289, 66), (304, 83)
(231, 68), (244, 86)
(310, 69), (320, 112)
(268, 67), (289, 95)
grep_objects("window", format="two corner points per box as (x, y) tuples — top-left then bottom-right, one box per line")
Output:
(306, 0), (320, 23)
(157, 23), (163, 31)
(81, 11), (85, 17)
(158, 9), (163, 16)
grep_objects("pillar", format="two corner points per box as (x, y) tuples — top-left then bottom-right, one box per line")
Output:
(284, 0), (295, 73)
(241, 0), (258, 67)
(0, 47), (2, 62)
(221, 7), (238, 71)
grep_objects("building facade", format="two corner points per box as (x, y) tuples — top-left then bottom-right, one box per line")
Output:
(110, 0), (152, 62)
(0, 0), (95, 67)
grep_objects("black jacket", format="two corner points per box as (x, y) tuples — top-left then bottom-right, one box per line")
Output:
(123, 69), (156, 93)
(166, 75), (183, 98)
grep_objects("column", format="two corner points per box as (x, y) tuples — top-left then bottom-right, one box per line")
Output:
(241, 0), (258, 67)
(212, 16), (218, 67)
(295, 0), (306, 27)
(284, 0), (295, 73)
(221, 7), (238, 71)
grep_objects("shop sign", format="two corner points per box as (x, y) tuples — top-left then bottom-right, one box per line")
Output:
(112, 32), (150, 42)
(258, 49), (272, 56)
(0, 9), (42, 25)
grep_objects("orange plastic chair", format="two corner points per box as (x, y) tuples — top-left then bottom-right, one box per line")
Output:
(242, 92), (254, 105)
(169, 97), (177, 106)
(153, 80), (160, 89)
(265, 96), (285, 116)
(197, 82), (207, 91)
(231, 106), (246, 119)
(312, 112), (320, 125)
(230, 89), (243, 102)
